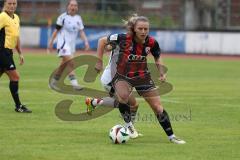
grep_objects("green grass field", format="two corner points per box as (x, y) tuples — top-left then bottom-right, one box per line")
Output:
(0, 53), (239, 160)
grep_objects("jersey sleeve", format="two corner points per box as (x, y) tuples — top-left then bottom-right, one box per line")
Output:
(56, 14), (64, 26)
(106, 34), (120, 50)
(0, 13), (6, 30)
(15, 14), (20, 25)
(151, 40), (161, 58)
(78, 16), (84, 30)
(107, 34), (120, 44)
(56, 14), (65, 29)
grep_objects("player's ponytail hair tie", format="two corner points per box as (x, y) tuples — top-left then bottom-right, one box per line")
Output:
(123, 14), (149, 35)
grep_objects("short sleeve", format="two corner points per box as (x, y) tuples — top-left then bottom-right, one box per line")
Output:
(151, 40), (161, 58)
(14, 14), (20, 25)
(14, 14), (20, 36)
(107, 34), (119, 44)
(106, 34), (120, 50)
(56, 14), (65, 26)
(78, 16), (84, 30)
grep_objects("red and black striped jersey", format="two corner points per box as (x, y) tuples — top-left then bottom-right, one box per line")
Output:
(107, 33), (161, 79)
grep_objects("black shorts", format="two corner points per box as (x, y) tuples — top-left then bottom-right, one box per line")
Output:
(112, 73), (156, 95)
(0, 48), (16, 71)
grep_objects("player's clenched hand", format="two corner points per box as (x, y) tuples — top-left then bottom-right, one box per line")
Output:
(95, 59), (103, 73)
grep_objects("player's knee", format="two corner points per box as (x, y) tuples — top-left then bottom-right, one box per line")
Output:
(9, 73), (20, 81)
(13, 75), (20, 81)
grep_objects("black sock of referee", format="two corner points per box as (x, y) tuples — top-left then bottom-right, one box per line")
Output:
(9, 81), (21, 108)
(156, 109), (174, 136)
(118, 102), (131, 123)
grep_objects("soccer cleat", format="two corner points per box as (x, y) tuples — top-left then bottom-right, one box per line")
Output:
(15, 105), (32, 113)
(85, 97), (96, 114)
(170, 137), (186, 144)
(127, 125), (142, 139)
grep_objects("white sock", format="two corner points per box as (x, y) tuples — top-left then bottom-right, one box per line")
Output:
(168, 134), (176, 140)
(70, 79), (79, 86)
(92, 98), (103, 106)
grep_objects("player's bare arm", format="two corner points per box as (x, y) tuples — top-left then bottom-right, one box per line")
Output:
(15, 37), (24, 65)
(154, 56), (166, 82)
(95, 36), (108, 72)
(48, 29), (58, 52)
(79, 29), (89, 50)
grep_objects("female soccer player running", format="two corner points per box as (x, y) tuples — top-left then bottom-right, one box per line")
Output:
(87, 14), (186, 144)
(48, 0), (89, 90)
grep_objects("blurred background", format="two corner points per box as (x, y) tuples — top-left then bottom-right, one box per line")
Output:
(7, 0), (240, 30)
(1, 0), (240, 55)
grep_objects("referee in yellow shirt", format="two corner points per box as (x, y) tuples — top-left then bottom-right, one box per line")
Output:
(0, 0), (31, 113)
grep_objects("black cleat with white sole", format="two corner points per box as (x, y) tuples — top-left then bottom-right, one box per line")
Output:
(15, 105), (32, 113)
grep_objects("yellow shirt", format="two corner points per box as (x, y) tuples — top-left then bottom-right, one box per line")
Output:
(0, 12), (20, 49)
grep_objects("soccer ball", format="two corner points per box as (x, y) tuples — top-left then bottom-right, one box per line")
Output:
(109, 125), (130, 144)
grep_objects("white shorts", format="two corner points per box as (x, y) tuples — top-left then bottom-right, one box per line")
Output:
(57, 44), (75, 57)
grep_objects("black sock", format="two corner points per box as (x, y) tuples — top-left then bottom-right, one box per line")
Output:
(9, 81), (21, 107)
(157, 109), (174, 136)
(118, 103), (131, 123)
(130, 105), (138, 123)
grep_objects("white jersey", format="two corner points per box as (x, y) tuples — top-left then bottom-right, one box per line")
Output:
(56, 12), (84, 55)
